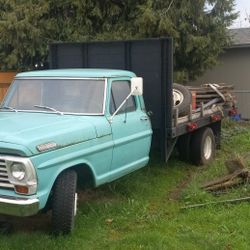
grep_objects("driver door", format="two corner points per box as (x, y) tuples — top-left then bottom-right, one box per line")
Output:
(108, 78), (152, 178)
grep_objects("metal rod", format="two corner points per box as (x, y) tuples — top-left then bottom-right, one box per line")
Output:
(181, 196), (250, 209)
(189, 104), (192, 121)
(174, 108), (178, 127)
(109, 92), (132, 122)
(201, 102), (204, 117)
(195, 98), (221, 113)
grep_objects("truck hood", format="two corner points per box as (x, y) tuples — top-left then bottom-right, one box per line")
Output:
(0, 112), (102, 156)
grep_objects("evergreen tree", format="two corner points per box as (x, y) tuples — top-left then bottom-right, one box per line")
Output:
(0, 0), (237, 81)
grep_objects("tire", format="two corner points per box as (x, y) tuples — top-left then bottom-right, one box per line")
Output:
(177, 133), (191, 162)
(190, 127), (215, 166)
(51, 170), (77, 235)
(173, 83), (192, 116)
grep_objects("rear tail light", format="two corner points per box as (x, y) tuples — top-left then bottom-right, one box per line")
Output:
(210, 114), (221, 122)
(187, 122), (198, 132)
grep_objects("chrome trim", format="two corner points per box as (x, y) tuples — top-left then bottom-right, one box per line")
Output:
(103, 78), (108, 114)
(0, 197), (38, 205)
(37, 141), (58, 152)
(0, 183), (14, 189)
(0, 172), (8, 177)
(0, 110), (105, 116)
(0, 183), (14, 188)
(3, 77), (108, 116)
(0, 160), (14, 190)
(0, 196), (39, 216)
(0, 155), (37, 194)
(0, 177), (9, 182)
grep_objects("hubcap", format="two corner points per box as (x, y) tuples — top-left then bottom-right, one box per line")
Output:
(173, 89), (184, 107)
(203, 136), (212, 160)
(74, 193), (78, 216)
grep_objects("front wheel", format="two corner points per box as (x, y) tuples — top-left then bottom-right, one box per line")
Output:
(190, 127), (215, 165)
(51, 169), (77, 235)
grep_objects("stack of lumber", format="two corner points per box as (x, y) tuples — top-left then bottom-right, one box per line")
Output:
(187, 83), (235, 109)
(201, 157), (249, 192)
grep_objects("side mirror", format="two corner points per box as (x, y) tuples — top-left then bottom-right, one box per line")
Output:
(131, 77), (143, 96)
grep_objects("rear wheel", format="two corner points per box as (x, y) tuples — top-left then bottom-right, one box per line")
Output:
(190, 127), (215, 165)
(51, 170), (77, 235)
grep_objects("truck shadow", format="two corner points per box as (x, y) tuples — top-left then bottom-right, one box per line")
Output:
(0, 213), (51, 234)
(0, 188), (116, 234)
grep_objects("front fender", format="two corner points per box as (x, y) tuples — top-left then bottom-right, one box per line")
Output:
(35, 159), (96, 209)
(31, 137), (113, 209)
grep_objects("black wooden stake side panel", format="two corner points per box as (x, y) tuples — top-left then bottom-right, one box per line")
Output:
(49, 38), (173, 161)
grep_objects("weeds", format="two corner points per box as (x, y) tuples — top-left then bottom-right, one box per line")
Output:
(0, 120), (250, 249)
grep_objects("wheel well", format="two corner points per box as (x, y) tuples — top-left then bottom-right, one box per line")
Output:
(52, 164), (95, 190)
(70, 164), (95, 190)
(42, 164), (95, 213)
(209, 121), (221, 149)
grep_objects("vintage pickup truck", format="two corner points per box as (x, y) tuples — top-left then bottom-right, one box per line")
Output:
(0, 38), (230, 234)
(0, 69), (152, 234)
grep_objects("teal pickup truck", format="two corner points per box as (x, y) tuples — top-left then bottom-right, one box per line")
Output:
(0, 38), (229, 234)
(0, 69), (152, 234)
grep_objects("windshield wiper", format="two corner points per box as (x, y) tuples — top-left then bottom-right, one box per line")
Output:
(34, 105), (63, 115)
(0, 106), (18, 112)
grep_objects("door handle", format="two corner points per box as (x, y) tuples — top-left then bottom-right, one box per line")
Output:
(140, 116), (149, 121)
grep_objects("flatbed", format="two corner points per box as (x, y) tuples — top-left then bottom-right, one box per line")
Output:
(49, 38), (233, 162)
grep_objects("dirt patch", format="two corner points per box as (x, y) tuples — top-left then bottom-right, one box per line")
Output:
(78, 189), (108, 202)
(168, 171), (194, 201)
(78, 187), (120, 203)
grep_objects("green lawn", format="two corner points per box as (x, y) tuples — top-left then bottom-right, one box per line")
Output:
(1, 120), (250, 250)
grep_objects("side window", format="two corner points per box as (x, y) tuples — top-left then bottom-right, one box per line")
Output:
(110, 80), (136, 114)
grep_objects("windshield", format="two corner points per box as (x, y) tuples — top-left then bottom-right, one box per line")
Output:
(2, 78), (106, 114)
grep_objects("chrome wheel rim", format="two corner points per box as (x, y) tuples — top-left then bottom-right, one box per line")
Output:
(173, 89), (184, 107)
(204, 136), (212, 160)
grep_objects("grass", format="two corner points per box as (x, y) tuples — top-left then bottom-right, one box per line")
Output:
(1, 119), (250, 249)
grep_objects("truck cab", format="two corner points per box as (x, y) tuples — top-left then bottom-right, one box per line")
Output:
(0, 69), (152, 234)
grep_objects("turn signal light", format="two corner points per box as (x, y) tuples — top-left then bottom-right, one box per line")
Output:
(15, 185), (29, 194)
(187, 122), (198, 132)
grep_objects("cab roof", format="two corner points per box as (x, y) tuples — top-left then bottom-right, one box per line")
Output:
(16, 69), (136, 78)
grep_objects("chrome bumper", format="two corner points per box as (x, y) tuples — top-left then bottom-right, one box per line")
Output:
(0, 195), (39, 216)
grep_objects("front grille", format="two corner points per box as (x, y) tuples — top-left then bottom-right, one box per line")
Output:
(0, 160), (14, 190)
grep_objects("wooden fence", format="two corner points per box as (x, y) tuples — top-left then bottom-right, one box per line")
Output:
(0, 72), (16, 102)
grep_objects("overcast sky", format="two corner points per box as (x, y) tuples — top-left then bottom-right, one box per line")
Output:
(231, 0), (250, 28)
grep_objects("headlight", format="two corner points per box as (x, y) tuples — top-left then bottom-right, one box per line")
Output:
(10, 162), (26, 181)
(4, 156), (37, 195)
